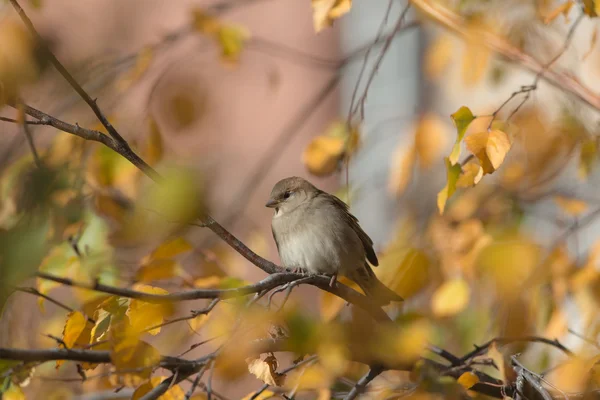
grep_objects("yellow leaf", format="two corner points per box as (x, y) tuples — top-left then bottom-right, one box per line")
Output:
(191, 9), (221, 34)
(189, 314), (209, 332)
(437, 158), (462, 214)
(136, 259), (179, 283)
(62, 311), (87, 348)
(425, 34), (454, 80)
(554, 196), (588, 216)
(311, 0), (352, 32)
(132, 377), (185, 400)
(241, 390), (276, 400)
(117, 46), (153, 91)
(394, 320), (432, 363)
(146, 118), (164, 166)
(414, 114), (447, 169)
(449, 106), (475, 165)
(457, 371), (479, 389)
(388, 145), (416, 196)
(3, 384), (25, 400)
(246, 355), (286, 386)
(431, 278), (470, 317)
(285, 363), (332, 391)
(127, 284), (174, 335)
(544, 1), (574, 24)
(378, 248), (430, 299)
(464, 130), (511, 174)
(217, 25), (250, 64)
(579, 138), (598, 180)
(303, 136), (345, 176)
(111, 338), (161, 382)
(150, 237), (193, 260)
(320, 276), (359, 321)
(456, 161), (483, 188)
(193, 276), (222, 288)
(462, 35), (490, 86)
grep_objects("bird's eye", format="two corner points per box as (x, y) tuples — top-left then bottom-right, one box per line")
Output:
(283, 191), (291, 199)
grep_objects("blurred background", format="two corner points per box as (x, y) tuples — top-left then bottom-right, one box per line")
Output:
(2, 0), (600, 398)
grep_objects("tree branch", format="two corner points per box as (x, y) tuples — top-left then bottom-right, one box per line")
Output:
(344, 366), (384, 400)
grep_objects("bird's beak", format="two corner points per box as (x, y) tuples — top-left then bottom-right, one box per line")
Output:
(265, 198), (279, 208)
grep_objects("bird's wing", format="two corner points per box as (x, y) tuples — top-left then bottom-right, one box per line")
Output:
(325, 192), (379, 266)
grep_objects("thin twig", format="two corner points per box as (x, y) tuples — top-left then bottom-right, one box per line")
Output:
(344, 366), (384, 400)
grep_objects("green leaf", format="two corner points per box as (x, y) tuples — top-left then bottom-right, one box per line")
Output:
(437, 158), (462, 214)
(449, 106), (475, 165)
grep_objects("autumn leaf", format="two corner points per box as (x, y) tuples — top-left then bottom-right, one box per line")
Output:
(149, 237), (193, 260)
(193, 276), (223, 288)
(320, 276), (360, 321)
(62, 311), (87, 348)
(126, 284), (174, 335)
(414, 114), (447, 169)
(464, 130), (511, 174)
(246, 354), (286, 386)
(116, 46), (153, 91)
(578, 138), (597, 180)
(312, 0), (352, 32)
(449, 106), (475, 165)
(136, 259), (180, 283)
(217, 25), (250, 64)
(110, 338), (161, 384)
(544, 1), (574, 24)
(303, 136), (345, 176)
(146, 118), (164, 166)
(191, 9), (221, 34)
(554, 196), (588, 216)
(425, 34), (454, 80)
(456, 161), (483, 188)
(241, 390), (276, 400)
(388, 144), (416, 196)
(457, 371), (479, 389)
(431, 278), (470, 317)
(132, 377), (185, 400)
(437, 158), (462, 214)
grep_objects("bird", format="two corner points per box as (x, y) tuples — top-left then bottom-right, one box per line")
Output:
(265, 176), (402, 306)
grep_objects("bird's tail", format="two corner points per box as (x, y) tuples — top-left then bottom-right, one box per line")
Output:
(351, 263), (403, 306)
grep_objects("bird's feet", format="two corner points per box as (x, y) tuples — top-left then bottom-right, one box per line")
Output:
(328, 273), (338, 288)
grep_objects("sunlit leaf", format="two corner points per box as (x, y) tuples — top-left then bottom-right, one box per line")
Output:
(437, 158), (462, 214)
(285, 363), (332, 391)
(132, 377), (185, 400)
(449, 106), (475, 165)
(464, 130), (511, 174)
(246, 355), (285, 386)
(425, 34), (453, 80)
(136, 259), (180, 283)
(377, 248), (430, 299)
(150, 237), (193, 260)
(311, 0), (352, 32)
(431, 279), (470, 317)
(110, 337), (161, 385)
(62, 311), (87, 349)
(127, 284), (174, 335)
(193, 276), (222, 288)
(303, 136), (345, 177)
(388, 144), (416, 196)
(544, 1), (574, 24)
(554, 196), (588, 216)
(414, 114), (447, 169)
(457, 371), (479, 389)
(456, 161), (483, 188)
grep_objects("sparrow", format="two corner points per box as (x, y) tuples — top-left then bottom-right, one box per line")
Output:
(266, 176), (402, 306)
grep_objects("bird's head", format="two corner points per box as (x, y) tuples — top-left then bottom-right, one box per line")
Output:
(265, 176), (318, 214)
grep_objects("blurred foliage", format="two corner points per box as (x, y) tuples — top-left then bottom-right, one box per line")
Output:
(2, 0), (600, 399)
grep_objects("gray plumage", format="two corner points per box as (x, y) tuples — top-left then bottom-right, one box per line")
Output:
(266, 176), (402, 306)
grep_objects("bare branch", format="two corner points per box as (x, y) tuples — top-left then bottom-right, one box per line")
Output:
(344, 366), (384, 400)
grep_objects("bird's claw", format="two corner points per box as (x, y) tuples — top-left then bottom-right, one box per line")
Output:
(328, 273), (338, 288)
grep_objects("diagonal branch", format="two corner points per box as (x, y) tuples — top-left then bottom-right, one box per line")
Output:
(344, 366), (384, 400)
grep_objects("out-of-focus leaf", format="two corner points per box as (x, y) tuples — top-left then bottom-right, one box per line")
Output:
(554, 196), (588, 216)
(578, 138), (597, 180)
(285, 363), (332, 391)
(457, 371), (479, 389)
(150, 237), (193, 260)
(464, 130), (512, 174)
(217, 25), (250, 64)
(246, 355), (285, 386)
(425, 34), (453, 80)
(303, 136), (345, 177)
(388, 144), (416, 196)
(377, 248), (430, 299)
(87, 144), (140, 199)
(127, 284), (174, 335)
(116, 46), (153, 91)
(132, 377), (185, 400)
(193, 276), (222, 288)
(146, 118), (164, 166)
(136, 259), (180, 283)
(2, 383), (25, 400)
(583, 0), (598, 17)
(191, 9), (221, 34)
(320, 276), (359, 321)
(431, 279), (470, 317)
(414, 114), (447, 169)
(437, 158), (462, 214)
(449, 106), (475, 165)
(544, 1), (574, 24)
(241, 391), (276, 400)
(311, 0), (352, 32)
(110, 337), (161, 385)
(461, 25), (491, 86)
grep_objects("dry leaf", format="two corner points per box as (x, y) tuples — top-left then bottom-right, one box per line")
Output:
(132, 377), (185, 400)
(246, 355), (285, 386)
(303, 136), (345, 176)
(464, 130), (511, 174)
(456, 161), (483, 188)
(437, 158), (462, 214)
(127, 284), (174, 335)
(312, 0), (352, 32)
